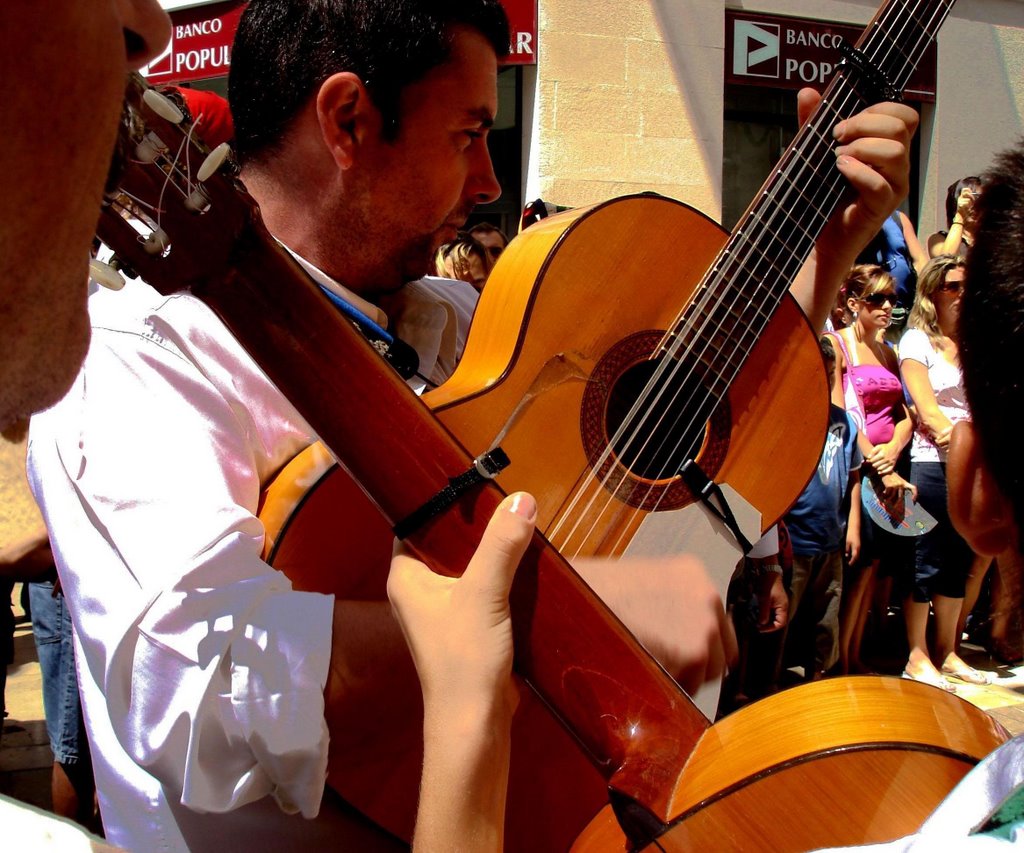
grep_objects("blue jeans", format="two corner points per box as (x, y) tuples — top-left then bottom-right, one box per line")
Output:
(29, 581), (89, 766)
(1, 579), (14, 726)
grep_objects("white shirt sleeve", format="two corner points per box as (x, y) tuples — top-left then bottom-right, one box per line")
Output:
(1, 794), (111, 851)
(29, 286), (333, 819)
(897, 328), (933, 368)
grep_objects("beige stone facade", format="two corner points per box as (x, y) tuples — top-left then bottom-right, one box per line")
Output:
(525, 0), (1024, 240)
(528, 1), (723, 217)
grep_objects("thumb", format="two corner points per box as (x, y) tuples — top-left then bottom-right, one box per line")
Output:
(461, 492), (537, 602)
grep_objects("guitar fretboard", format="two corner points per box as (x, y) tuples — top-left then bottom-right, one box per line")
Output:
(665, 0), (955, 404)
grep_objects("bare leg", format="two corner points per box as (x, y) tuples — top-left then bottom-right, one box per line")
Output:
(932, 595), (966, 668)
(989, 548), (1023, 663)
(903, 597), (943, 679)
(850, 563), (877, 673)
(990, 567), (1010, 644)
(957, 553), (992, 651)
(838, 564), (864, 675)
(839, 561), (877, 674)
(51, 758), (96, 828)
(51, 760), (80, 819)
(869, 573), (893, 649)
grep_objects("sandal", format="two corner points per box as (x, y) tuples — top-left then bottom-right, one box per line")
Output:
(941, 664), (994, 685)
(902, 668), (957, 692)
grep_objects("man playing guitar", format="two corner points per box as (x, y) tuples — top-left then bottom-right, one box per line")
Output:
(26, 0), (916, 848)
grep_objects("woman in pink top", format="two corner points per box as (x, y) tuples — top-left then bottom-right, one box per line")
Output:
(829, 265), (915, 674)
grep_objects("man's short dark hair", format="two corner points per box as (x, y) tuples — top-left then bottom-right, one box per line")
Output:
(228, 0), (510, 164)
(819, 334), (836, 365)
(961, 143), (1024, 537)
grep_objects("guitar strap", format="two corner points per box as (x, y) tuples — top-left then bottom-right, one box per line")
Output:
(392, 448), (511, 540)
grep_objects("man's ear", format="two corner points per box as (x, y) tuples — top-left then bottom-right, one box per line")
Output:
(315, 72), (374, 170)
(948, 421), (1015, 556)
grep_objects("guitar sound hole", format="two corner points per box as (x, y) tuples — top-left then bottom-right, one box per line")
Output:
(605, 357), (718, 482)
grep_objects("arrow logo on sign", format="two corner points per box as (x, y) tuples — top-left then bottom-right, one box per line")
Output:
(733, 21), (780, 78)
(144, 35), (174, 79)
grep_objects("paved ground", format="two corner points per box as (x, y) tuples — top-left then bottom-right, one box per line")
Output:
(942, 647), (1024, 736)
(4, 585), (1024, 821)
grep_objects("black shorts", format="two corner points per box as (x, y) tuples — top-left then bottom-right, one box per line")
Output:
(907, 460), (973, 602)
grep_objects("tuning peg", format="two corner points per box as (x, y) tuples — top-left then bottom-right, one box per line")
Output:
(135, 131), (168, 164)
(142, 228), (170, 255)
(89, 259), (125, 291)
(143, 88), (185, 125)
(185, 187), (211, 213)
(198, 142), (232, 183)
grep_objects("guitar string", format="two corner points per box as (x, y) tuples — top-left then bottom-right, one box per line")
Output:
(170, 107), (209, 196)
(628, 0), (949, 494)
(154, 124), (196, 235)
(544, 150), (839, 548)
(617, 0), (948, 504)
(595, 0), (951, 557)
(111, 189), (162, 219)
(577, 0), (950, 532)
(547, 0), (951, 558)
(547, 90), (852, 556)
(547, 61), (861, 552)
(564, 0), (950, 558)
(118, 100), (211, 253)
(558, 0), (951, 558)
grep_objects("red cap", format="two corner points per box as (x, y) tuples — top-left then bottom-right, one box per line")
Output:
(165, 86), (234, 149)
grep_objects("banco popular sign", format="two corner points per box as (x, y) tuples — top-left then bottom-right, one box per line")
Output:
(725, 10), (937, 102)
(145, 0), (537, 85)
(144, 1), (244, 84)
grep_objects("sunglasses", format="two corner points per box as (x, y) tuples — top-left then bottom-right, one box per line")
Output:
(935, 280), (963, 295)
(860, 291), (896, 308)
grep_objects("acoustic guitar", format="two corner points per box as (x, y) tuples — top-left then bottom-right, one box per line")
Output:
(98, 0), (1006, 849)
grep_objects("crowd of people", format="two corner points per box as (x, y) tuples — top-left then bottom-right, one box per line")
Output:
(722, 177), (1022, 714)
(2, 0), (1024, 849)
(432, 222), (509, 292)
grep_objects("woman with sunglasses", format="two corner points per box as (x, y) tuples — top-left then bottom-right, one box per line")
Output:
(898, 256), (993, 688)
(829, 264), (916, 674)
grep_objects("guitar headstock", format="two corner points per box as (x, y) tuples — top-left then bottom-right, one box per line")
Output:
(96, 73), (261, 296)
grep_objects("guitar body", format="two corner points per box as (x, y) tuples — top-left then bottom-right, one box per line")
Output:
(265, 195), (829, 570)
(573, 677), (1006, 851)
(426, 195), (827, 551)
(259, 196), (843, 849)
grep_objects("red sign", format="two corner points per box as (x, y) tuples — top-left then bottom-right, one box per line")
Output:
(725, 10), (937, 102)
(144, 1), (244, 84)
(144, 0), (536, 84)
(502, 0), (539, 65)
